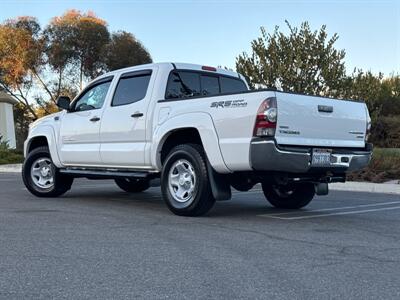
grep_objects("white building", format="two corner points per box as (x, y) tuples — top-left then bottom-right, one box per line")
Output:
(0, 90), (17, 149)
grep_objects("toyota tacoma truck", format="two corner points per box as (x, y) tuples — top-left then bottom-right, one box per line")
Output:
(22, 62), (373, 216)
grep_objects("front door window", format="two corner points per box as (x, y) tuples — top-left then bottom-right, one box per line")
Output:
(73, 81), (111, 112)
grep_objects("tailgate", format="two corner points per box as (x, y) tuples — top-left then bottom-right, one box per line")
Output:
(275, 92), (368, 148)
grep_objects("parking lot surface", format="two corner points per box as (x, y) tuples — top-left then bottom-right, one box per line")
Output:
(1, 172), (400, 299)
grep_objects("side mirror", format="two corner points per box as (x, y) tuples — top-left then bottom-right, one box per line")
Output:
(56, 96), (71, 111)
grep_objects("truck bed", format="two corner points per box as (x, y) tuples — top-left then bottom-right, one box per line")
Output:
(205, 89), (369, 171)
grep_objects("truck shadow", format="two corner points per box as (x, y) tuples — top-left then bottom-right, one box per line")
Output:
(61, 186), (283, 218)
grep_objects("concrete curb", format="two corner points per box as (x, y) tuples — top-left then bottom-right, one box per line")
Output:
(0, 164), (22, 173)
(330, 182), (400, 195)
(1, 163), (399, 195)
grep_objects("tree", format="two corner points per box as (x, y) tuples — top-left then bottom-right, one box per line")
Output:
(0, 16), (44, 118)
(44, 11), (152, 89)
(44, 10), (110, 90)
(345, 71), (400, 148)
(236, 21), (347, 97)
(344, 70), (385, 118)
(0, 10), (152, 148)
(235, 21), (400, 147)
(0, 10), (153, 118)
(104, 31), (152, 71)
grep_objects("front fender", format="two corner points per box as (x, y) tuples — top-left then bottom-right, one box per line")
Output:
(151, 112), (231, 173)
(25, 125), (62, 168)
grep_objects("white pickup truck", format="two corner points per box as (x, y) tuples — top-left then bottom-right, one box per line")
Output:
(22, 62), (372, 216)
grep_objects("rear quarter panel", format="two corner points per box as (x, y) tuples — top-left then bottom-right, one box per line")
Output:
(153, 91), (274, 172)
(208, 91), (274, 170)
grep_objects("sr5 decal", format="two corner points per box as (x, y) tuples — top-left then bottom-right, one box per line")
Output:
(210, 100), (247, 108)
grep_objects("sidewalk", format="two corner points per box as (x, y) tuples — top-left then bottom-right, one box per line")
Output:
(330, 181), (400, 195)
(1, 163), (399, 195)
(0, 164), (22, 173)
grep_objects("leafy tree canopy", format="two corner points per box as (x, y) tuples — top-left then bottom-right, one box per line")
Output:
(104, 31), (152, 71)
(44, 10), (110, 88)
(0, 10), (152, 120)
(0, 10), (152, 149)
(236, 21), (347, 97)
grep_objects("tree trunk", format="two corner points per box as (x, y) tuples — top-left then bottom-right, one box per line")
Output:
(80, 62), (83, 91)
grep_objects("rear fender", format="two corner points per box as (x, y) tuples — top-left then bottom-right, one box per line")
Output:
(151, 112), (230, 173)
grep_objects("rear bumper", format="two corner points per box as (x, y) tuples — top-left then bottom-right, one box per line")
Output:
(250, 139), (372, 173)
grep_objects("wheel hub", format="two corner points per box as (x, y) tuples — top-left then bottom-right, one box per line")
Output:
(31, 158), (54, 189)
(40, 166), (50, 177)
(168, 159), (197, 204)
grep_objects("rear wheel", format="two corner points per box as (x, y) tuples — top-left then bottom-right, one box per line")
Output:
(22, 146), (73, 197)
(115, 178), (150, 193)
(261, 182), (315, 209)
(161, 144), (215, 216)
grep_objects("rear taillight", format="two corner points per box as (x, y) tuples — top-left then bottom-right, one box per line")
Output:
(254, 97), (277, 137)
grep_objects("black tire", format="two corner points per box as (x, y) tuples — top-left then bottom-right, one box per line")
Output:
(115, 178), (150, 193)
(161, 144), (216, 216)
(22, 146), (73, 197)
(261, 182), (315, 209)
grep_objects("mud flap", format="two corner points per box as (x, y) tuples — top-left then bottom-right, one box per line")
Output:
(206, 160), (231, 201)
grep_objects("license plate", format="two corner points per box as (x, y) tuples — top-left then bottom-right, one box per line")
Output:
(311, 149), (332, 166)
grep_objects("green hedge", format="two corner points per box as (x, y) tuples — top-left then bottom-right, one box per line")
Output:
(0, 150), (24, 165)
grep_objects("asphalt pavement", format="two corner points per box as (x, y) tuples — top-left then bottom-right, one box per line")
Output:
(1, 172), (400, 299)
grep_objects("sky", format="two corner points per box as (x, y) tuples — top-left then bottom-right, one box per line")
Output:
(1, 0), (399, 76)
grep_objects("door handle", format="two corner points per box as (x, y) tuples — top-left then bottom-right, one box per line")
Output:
(90, 116), (101, 122)
(131, 112), (144, 118)
(318, 105), (333, 113)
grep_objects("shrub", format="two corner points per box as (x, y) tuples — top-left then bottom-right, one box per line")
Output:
(348, 148), (400, 182)
(0, 135), (23, 164)
(0, 149), (24, 165)
(370, 116), (400, 148)
(0, 135), (12, 152)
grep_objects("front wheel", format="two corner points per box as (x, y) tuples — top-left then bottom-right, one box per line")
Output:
(22, 146), (73, 197)
(261, 182), (315, 209)
(161, 144), (216, 216)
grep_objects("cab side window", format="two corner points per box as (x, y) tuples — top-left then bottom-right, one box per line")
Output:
(200, 75), (220, 96)
(165, 71), (201, 99)
(165, 70), (248, 100)
(73, 81), (112, 112)
(220, 76), (247, 94)
(112, 72), (151, 106)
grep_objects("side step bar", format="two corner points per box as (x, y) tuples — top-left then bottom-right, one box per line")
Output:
(59, 168), (159, 180)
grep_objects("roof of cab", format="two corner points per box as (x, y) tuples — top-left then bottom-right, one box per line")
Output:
(172, 62), (241, 78)
(96, 62), (242, 80)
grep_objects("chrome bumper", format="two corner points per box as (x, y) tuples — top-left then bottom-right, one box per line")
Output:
(250, 140), (372, 173)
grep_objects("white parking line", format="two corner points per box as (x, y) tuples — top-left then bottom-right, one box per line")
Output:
(264, 205), (400, 220)
(263, 201), (400, 217)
